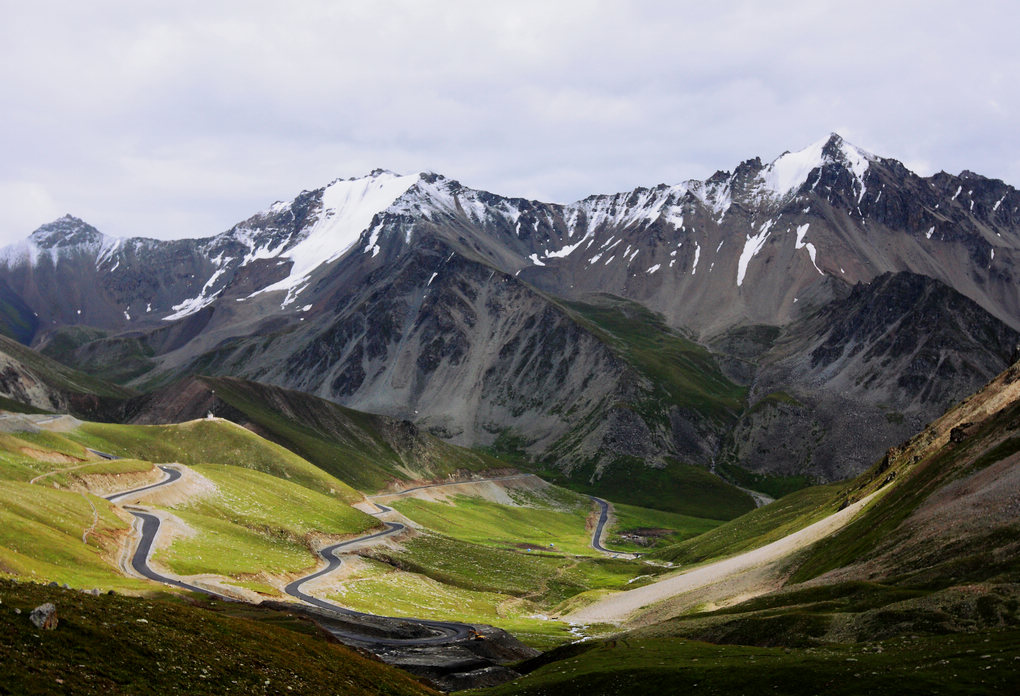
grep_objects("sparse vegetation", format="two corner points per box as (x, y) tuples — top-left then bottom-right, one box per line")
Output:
(0, 579), (437, 695)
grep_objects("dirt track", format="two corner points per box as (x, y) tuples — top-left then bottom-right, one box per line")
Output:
(566, 492), (877, 624)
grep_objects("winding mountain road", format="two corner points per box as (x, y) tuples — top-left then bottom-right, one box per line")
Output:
(281, 519), (474, 645)
(105, 466), (218, 596)
(589, 495), (640, 557)
(105, 464), (475, 645)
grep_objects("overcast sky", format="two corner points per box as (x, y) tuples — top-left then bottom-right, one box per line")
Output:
(1, 0), (1017, 245)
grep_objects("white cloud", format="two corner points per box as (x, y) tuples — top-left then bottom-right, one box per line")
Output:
(1, 0), (1018, 244)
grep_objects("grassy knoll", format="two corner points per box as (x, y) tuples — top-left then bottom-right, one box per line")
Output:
(470, 629), (1020, 696)
(390, 494), (595, 556)
(649, 483), (845, 566)
(0, 578), (437, 696)
(36, 458), (155, 489)
(0, 482), (149, 591)
(0, 432), (90, 483)
(1, 429), (94, 461)
(66, 419), (364, 504)
(604, 502), (722, 553)
(0, 430), (152, 591)
(200, 376), (501, 492)
(66, 457), (154, 477)
(153, 464), (378, 582)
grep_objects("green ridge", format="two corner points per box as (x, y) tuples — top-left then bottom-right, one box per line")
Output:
(197, 376), (502, 492)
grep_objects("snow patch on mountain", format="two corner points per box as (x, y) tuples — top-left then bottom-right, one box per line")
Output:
(737, 220), (775, 287)
(163, 265), (230, 321)
(247, 171), (418, 304)
(1, 215), (121, 269)
(794, 223), (824, 275)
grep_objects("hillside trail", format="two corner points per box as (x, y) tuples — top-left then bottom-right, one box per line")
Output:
(29, 461), (106, 544)
(566, 491), (877, 625)
(28, 461), (95, 485)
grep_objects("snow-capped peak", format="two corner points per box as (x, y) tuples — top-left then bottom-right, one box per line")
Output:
(758, 133), (875, 200)
(28, 215), (107, 249)
(1, 214), (121, 269)
(245, 169), (419, 306)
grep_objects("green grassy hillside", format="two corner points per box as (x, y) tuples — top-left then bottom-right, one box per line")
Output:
(472, 361), (1020, 695)
(471, 629), (1020, 696)
(154, 463), (378, 587)
(649, 483), (845, 566)
(0, 418), (378, 595)
(195, 376), (503, 492)
(389, 491), (595, 556)
(541, 455), (755, 520)
(0, 481), (148, 591)
(65, 419), (365, 504)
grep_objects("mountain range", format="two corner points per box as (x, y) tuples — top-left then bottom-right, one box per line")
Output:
(2, 133), (1018, 502)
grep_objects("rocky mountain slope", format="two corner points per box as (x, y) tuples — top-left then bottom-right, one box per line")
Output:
(1, 134), (1018, 497)
(0, 333), (133, 414)
(718, 271), (1020, 480)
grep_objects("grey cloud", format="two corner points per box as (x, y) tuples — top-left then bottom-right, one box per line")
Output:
(1, 0), (1017, 244)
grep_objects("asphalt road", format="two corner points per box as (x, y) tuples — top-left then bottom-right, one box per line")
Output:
(105, 465), (182, 503)
(282, 520), (474, 645)
(104, 466), (220, 596)
(589, 495), (640, 558)
(589, 496), (613, 553)
(105, 465), (474, 645)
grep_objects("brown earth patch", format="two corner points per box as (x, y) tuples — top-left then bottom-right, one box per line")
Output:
(19, 447), (82, 464)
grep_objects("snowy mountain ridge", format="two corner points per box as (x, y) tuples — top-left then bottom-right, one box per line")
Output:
(1, 134), (1019, 487)
(3, 133), (1019, 334)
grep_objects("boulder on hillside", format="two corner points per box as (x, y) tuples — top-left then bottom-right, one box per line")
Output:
(29, 603), (58, 630)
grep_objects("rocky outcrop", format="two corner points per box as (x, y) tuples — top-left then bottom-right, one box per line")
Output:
(720, 272), (1020, 480)
(29, 602), (57, 630)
